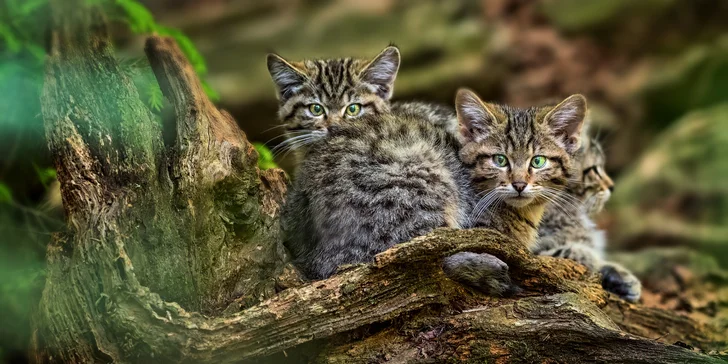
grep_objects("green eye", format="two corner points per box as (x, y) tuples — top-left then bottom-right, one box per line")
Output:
(309, 104), (324, 116)
(345, 103), (362, 116)
(493, 154), (508, 167)
(531, 156), (547, 169)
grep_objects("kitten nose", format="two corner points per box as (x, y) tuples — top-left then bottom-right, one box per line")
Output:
(512, 182), (527, 193)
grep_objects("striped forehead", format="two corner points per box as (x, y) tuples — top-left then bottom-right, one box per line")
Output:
(302, 58), (362, 100)
(501, 106), (539, 154)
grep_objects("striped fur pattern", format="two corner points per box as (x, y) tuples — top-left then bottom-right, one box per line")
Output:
(391, 101), (459, 138)
(573, 138), (614, 217)
(267, 46), (400, 156)
(455, 89), (587, 248)
(281, 113), (473, 279)
(437, 90), (586, 295)
(536, 137), (641, 302)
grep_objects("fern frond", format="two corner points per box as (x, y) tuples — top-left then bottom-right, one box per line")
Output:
(146, 83), (164, 112)
(115, 0), (156, 33)
(0, 182), (13, 204)
(156, 26), (208, 75)
(0, 24), (21, 53)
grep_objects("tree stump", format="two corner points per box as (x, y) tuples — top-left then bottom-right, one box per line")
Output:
(31, 1), (727, 363)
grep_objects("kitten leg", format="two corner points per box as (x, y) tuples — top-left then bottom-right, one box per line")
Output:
(539, 244), (641, 302)
(442, 252), (522, 296)
(538, 243), (601, 271)
(599, 262), (642, 303)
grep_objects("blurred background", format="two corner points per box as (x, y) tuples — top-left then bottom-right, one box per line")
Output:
(1, 0), (727, 362)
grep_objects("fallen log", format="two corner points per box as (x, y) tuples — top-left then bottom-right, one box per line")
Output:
(31, 1), (728, 363)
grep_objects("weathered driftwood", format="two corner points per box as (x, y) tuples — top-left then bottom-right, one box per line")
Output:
(31, 1), (727, 363)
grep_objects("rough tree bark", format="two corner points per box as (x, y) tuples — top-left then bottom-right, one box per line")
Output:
(31, 1), (727, 363)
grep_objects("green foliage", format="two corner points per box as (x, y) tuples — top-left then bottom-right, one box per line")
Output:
(253, 143), (278, 170)
(115, 0), (156, 33)
(610, 103), (728, 257)
(112, 0), (218, 101)
(1, 0), (218, 359)
(0, 23), (21, 52)
(146, 82), (164, 112)
(0, 183), (12, 204)
(641, 36), (728, 131)
(119, 57), (165, 113)
(0, 209), (48, 359)
(33, 165), (57, 189)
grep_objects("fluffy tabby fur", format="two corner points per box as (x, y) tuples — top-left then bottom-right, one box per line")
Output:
(281, 112), (472, 279)
(456, 90), (587, 247)
(439, 91), (587, 293)
(267, 46), (458, 159)
(535, 137), (641, 302)
(267, 46), (399, 158)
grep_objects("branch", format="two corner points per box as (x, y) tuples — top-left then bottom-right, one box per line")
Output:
(320, 293), (725, 363)
(88, 229), (720, 363)
(145, 36), (257, 189)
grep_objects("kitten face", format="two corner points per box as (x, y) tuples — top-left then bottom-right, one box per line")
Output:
(572, 137), (614, 216)
(266, 46), (400, 146)
(456, 90), (586, 209)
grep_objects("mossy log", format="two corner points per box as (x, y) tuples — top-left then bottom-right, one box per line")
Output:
(31, 1), (727, 363)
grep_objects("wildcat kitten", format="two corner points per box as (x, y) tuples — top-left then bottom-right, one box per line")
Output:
(456, 89), (587, 246)
(535, 137), (642, 302)
(267, 46), (400, 157)
(281, 112), (472, 279)
(442, 90), (587, 292)
(267, 46), (458, 157)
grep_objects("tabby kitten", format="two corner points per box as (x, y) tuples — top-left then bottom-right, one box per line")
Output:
(535, 137), (641, 302)
(266, 46), (400, 157)
(281, 112), (472, 279)
(442, 90), (587, 292)
(267, 47), (459, 157)
(456, 89), (587, 247)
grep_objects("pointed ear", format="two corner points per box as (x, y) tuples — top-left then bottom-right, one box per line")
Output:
(267, 53), (307, 100)
(455, 89), (498, 143)
(361, 46), (400, 99)
(544, 94), (587, 154)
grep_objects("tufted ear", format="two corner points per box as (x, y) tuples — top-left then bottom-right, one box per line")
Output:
(267, 53), (308, 100)
(360, 46), (400, 100)
(455, 89), (499, 143)
(544, 94), (587, 154)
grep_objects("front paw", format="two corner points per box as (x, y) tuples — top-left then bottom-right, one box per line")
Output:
(600, 263), (642, 303)
(442, 252), (521, 296)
